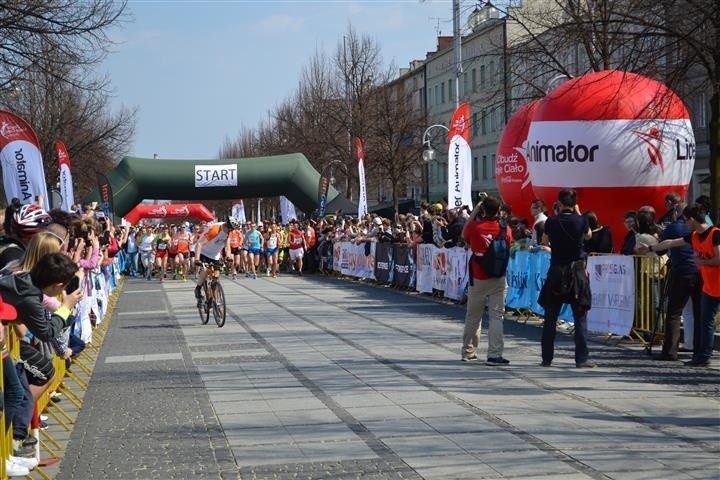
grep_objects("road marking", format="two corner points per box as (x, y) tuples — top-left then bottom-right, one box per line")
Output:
(123, 289), (163, 294)
(106, 353), (182, 363)
(117, 310), (169, 316)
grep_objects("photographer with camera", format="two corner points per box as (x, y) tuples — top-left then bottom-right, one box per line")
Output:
(461, 196), (512, 366)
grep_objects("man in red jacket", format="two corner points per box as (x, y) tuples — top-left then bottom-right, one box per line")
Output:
(461, 196), (511, 366)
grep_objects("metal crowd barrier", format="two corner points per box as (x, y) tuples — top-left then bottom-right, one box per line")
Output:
(0, 277), (122, 480)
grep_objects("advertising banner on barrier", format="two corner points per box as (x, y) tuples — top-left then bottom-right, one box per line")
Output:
(416, 244), (434, 293)
(587, 255), (635, 335)
(392, 244), (415, 288)
(445, 247), (470, 301)
(332, 241), (343, 273)
(432, 249), (447, 291)
(374, 242), (393, 284)
(340, 241), (375, 280)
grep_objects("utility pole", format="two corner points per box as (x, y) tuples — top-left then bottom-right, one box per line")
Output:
(453, 0), (462, 108)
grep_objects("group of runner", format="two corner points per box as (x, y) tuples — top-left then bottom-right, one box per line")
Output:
(128, 217), (316, 282)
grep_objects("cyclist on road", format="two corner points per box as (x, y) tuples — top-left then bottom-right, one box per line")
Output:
(194, 217), (239, 307)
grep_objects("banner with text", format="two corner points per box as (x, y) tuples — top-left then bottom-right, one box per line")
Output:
(56, 140), (75, 212)
(587, 255), (636, 336)
(0, 110), (48, 206)
(356, 138), (368, 218)
(447, 102), (473, 209)
(195, 164), (238, 188)
(96, 173), (114, 219)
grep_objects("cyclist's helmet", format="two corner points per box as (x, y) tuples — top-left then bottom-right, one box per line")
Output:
(12, 204), (52, 239)
(226, 216), (240, 230)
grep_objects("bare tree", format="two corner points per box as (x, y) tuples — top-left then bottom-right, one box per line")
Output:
(365, 82), (426, 216)
(0, 1), (128, 92)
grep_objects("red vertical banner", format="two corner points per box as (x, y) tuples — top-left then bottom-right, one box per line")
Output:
(56, 140), (75, 212)
(447, 102), (473, 208)
(0, 110), (49, 207)
(356, 137), (368, 218)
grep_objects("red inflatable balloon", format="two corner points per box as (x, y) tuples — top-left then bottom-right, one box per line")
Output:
(496, 100), (540, 213)
(124, 203), (214, 224)
(526, 70), (695, 251)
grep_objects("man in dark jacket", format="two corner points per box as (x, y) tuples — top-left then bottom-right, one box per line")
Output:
(538, 189), (594, 368)
(655, 201), (702, 360)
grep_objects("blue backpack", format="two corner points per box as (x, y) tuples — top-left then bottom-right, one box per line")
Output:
(480, 222), (510, 278)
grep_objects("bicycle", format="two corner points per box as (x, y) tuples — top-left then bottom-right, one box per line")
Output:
(195, 260), (226, 327)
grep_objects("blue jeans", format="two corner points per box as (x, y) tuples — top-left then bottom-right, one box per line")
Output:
(696, 293), (719, 362)
(3, 357), (23, 435)
(542, 302), (589, 365)
(13, 363), (33, 440)
(126, 250), (139, 276)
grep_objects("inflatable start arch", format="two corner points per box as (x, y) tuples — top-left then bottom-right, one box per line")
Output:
(85, 153), (341, 218)
(124, 203), (214, 224)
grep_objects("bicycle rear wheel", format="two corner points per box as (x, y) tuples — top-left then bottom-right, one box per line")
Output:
(211, 281), (226, 327)
(198, 287), (210, 325)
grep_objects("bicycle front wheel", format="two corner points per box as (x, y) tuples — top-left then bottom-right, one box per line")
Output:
(198, 288), (210, 325)
(211, 281), (226, 327)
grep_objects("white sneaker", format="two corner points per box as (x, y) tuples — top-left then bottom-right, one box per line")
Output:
(9, 455), (38, 470)
(5, 459), (30, 476)
(40, 414), (48, 421)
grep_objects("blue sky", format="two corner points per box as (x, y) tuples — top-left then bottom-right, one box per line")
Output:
(102, 0), (457, 160)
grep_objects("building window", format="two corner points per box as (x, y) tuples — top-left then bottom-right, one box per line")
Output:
(491, 154), (496, 179)
(449, 79), (454, 101)
(482, 155), (488, 180)
(463, 72), (469, 97)
(480, 65), (486, 88)
(488, 60), (495, 85)
(490, 107), (497, 132)
(441, 82), (445, 103)
(472, 112), (478, 137)
(434, 85), (439, 106)
(471, 68), (477, 93)
(481, 110), (487, 135)
(473, 156), (479, 181)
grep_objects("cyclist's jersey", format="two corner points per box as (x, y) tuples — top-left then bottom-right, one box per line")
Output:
(246, 229), (263, 250)
(198, 222), (228, 260)
(174, 231), (191, 254)
(266, 233), (278, 250)
(228, 230), (242, 249)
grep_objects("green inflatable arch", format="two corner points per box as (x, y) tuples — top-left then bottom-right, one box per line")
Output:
(85, 153), (345, 218)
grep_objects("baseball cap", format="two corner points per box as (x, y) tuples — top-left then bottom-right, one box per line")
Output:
(0, 294), (17, 321)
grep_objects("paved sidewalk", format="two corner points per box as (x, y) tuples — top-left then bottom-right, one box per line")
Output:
(56, 274), (720, 479)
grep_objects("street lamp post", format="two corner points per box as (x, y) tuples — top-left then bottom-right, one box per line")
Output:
(422, 124), (450, 202)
